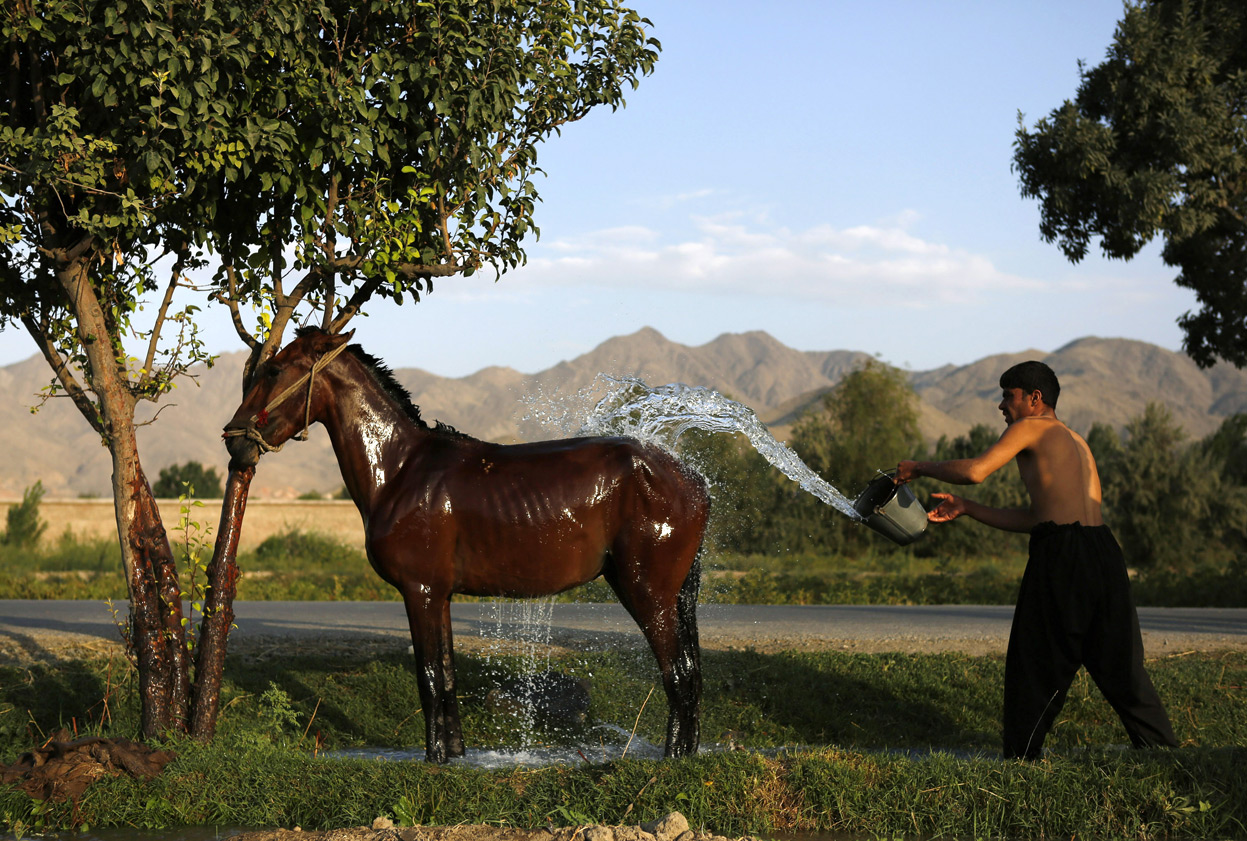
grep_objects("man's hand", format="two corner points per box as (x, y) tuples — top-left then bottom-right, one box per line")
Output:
(895, 460), (921, 484)
(927, 492), (967, 523)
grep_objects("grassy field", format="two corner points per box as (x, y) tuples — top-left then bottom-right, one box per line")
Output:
(2, 526), (1244, 837)
(3, 528), (1245, 607)
(1, 646), (1244, 838)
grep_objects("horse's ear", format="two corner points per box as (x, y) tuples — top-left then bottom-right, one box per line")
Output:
(327, 329), (355, 349)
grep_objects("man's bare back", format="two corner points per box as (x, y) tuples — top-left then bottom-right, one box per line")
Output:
(1011, 417), (1103, 527)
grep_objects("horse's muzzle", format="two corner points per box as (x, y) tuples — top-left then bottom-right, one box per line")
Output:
(222, 423), (263, 468)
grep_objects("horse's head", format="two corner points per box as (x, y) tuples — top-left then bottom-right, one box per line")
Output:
(223, 328), (354, 467)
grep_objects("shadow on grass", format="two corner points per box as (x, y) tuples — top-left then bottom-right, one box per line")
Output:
(217, 643), (1006, 757)
(699, 648), (1002, 753)
(0, 631), (129, 748)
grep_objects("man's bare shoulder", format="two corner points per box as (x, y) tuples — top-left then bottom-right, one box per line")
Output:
(1012, 416), (1093, 461)
(1002, 416), (1063, 445)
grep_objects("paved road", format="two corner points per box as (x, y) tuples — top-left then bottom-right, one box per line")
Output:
(2, 600), (1244, 657)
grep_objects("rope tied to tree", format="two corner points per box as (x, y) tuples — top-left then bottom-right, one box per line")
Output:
(222, 340), (352, 455)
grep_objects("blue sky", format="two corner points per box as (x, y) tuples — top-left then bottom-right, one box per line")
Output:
(0, 1), (1201, 377)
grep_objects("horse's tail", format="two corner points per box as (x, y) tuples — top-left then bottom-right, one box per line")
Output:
(677, 469), (709, 658)
(670, 547), (703, 756)
(676, 546), (703, 681)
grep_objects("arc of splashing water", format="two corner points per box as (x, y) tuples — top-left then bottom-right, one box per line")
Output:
(577, 376), (863, 522)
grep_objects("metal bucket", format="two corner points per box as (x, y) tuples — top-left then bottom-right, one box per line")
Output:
(853, 472), (928, 546)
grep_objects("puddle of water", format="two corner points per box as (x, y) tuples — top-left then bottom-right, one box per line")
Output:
(329, 723), (667, 767)
(327, 739), (998, 768)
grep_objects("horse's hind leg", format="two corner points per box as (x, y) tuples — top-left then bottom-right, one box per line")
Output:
(606, 558), (703, 758)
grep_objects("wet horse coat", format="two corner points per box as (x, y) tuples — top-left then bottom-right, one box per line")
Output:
(224, 329), (709, 762)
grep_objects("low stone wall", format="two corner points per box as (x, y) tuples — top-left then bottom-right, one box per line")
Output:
(0, 498), (366, 553)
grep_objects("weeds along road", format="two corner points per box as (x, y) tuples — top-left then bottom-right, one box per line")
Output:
(2, 601), (1245, 660)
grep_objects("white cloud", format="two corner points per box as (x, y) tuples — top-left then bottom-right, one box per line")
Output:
(499, 212), (1041, 308)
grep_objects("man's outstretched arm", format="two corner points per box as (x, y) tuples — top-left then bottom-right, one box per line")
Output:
(927, 492), (1039, 533)
(896, 418), (1043, 485)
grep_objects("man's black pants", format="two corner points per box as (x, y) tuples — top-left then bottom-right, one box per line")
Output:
(1003, 521), (1178, 759)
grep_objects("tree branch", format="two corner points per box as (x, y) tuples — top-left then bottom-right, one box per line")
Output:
(330, 274), (384, 333)
(19, 311), (105, 436)
(36, 232), (97, 265)
(219, 265), (259, 351)
(322, 174), (338, 330)
(141, 259), (182, 388)
(25, 38), (46, 127)
(5, 24), (19, 121)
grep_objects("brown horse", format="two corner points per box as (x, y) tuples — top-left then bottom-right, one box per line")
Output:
(224, 328), (709, 762)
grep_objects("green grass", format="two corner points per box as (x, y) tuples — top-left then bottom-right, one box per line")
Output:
(2, 647), (1245, 838)
(3, 529), (1243, 606)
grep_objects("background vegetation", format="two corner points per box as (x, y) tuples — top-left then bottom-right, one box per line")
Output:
(2, 360), (1244, 607)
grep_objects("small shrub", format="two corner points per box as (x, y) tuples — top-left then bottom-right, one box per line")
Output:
(247, 530), (363, 572)
(3, 481), (47, 548)
(153, 461), (223, 498)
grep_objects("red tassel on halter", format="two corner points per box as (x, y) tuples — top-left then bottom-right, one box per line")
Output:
(256, 409), (269, 427)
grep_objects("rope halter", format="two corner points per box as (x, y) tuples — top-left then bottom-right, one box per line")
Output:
(222, 339), (351, 455)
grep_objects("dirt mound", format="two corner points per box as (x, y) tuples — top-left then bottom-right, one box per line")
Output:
(1, 731), (177, 802)
(225, 811), (757, 841)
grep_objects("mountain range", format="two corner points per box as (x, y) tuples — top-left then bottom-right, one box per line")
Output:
(1, 327), (1243, 499)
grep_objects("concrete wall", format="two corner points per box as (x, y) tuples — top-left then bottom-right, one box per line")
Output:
(0, 498), (367, 553)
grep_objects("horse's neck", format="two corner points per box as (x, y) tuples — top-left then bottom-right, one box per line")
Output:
(319, 368), (422, 508)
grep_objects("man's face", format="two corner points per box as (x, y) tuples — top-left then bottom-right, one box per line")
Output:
(998, 387), (1041, 425)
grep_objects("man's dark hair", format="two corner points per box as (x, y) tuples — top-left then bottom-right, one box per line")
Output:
(999, 361), (1060, 408)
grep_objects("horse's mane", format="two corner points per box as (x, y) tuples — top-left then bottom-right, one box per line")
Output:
(296, 327), (475, 441)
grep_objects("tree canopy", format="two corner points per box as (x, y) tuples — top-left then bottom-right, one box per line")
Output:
(1, 0), (659, 738)
(2, 0), (660, 376)
(1013, 0), (1247, 368)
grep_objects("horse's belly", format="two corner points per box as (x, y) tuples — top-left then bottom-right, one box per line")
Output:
(453, 528), (607, 598)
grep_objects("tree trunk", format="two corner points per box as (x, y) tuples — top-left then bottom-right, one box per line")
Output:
(57, 256), (190, 737)
(190, 464), (255, 739)
(110, 439), (191, 736)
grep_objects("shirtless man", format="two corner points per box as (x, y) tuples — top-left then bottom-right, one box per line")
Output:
(894, 361), (1177, 759)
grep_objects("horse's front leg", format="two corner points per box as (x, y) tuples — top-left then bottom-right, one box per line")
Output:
(402, 590), (456, 763)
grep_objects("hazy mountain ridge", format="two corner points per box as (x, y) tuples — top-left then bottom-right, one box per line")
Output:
(1, 329), (1241, 499)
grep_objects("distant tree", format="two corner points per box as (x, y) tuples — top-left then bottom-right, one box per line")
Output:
(3, 481), (47, 549)
(678, 429), (789, 554)
(154, 462), (224, 499)
(791, 359), (924, 553)
(1192, 414), (1247, 559)
(1092, 404), (1247, 571)
(794, 359), (923, 493)
(1198, 413), (1247, 485)
(1013, 0), (1247, 367)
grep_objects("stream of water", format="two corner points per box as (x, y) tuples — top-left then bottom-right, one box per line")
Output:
(528, 375), (862, 521)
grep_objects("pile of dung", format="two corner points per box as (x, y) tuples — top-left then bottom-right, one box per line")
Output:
(1, 731), (177, 801)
